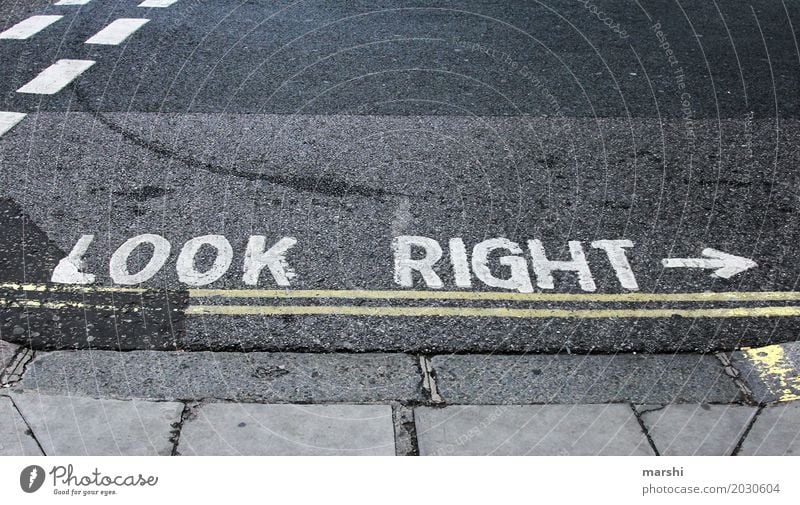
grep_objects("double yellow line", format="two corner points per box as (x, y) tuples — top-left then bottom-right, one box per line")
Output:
(3, 283), (800, 319)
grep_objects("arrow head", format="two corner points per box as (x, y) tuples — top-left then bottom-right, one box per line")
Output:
(701, 248), (757, 279)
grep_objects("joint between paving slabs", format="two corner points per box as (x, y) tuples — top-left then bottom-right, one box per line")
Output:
(630, 403), (661, 456)
(391, 402), (420, 456)
(170, 401), (201, 456)
(0, 346), (35, 387)
(715, 352), (756, 405)
(6, 393), (47, 455)
(730, 405), (764, 456)
(418, 355), (444, 405)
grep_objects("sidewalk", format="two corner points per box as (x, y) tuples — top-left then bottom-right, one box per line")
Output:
(1, 340), (798, 456)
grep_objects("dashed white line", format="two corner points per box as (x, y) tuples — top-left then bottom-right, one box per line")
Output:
(85, 18), (149, 45)
(54, 0), (93, 5)
(138, 0), (180, 7)
(0, 15), (63, 40)
(17, 59), (95, 95)
(0, 112), (27, 138)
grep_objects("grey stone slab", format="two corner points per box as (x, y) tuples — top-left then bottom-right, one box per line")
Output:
(415, 405), (654, 456)
(637, 404), (757, 456)
(731, 342), (800, 404)
(10, 392), (182, 456)
(739, 401), (800, 456)
(0, 340), (20, 371)
(17, 350), (425, 403)
(0, 396), (42, 456)
(178, 403), (395, 456)
(431, 354), (742, 404)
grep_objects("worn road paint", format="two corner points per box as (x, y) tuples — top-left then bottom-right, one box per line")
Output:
(0, 15), (62, 40)
(85, 18), (149, 45)
(394, 236), (637, 292)
(51, 234), (95, 284)
(529, 239), (595, 291)
(0, 297), (135, 312)
(0, 112), (26, 137)
(109, 234), (171, 285)
(242, 236), (297, 286)
(176, 235), (233, 286)
(54, 0), (92, 5)
(741, 345), (800, 402)
(662, 248), (758, 279)
(138, 0), (180, 7)
(185, 305), (800, 318)
(17, 59), (95, 95)
(6, 282), (800, 303)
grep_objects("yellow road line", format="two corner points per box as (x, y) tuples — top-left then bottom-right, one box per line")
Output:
(184, 304), (800, 318)
(189, 288), (800, 302)
(4, 282), (800, 303)
(0, 282), (145, 294)
(742, 344), (800, 402)
(0, 298), (136, 312)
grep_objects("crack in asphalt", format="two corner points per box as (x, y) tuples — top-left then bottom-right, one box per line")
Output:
(72, 85), (402, 200)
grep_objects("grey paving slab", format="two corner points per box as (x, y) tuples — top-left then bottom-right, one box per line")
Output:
(430, 354), (742, 404)
(738, 401), (800, 456)
(415, 405), (654, 456)
(0, 396), (42, 456)
(17, 350), (425, 403)
(637, 404), (757, 456)
(177, 403), (395, 456)
(731, 342), (800, 404)
(10, 392), (182, 456)
(0, 339), (20, 371)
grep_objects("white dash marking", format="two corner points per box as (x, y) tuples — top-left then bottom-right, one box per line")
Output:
(54, 0), (93, 5)
(0, 112), (26, 137)
(138, 0), (180, 7)
(85, 18), (149, 45)
(0, 15), (63, 40)
(17, 59), (95, 95)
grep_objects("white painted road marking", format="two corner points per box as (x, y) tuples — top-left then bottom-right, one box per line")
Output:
(176, 235), (234, 286)
(108, 234), (171, 285)
(48, 233), (760, 291)
(17, 59), (95, 95)
(85, 18), (149, 45)
(138, 0), (180, 7)
(662, 248), (757, 279)
(0, 15), (63, 40)
(0, 112), (26, 137)
(54, 0), (92, 5)
(393, 236), (638, 292)
(51, 234), (96, 284)
(55, 234), (299, 287)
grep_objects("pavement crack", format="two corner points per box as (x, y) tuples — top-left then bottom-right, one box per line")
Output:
(0, 347), (34, 386)
(7, 393), (47, 455)
(630, 403), (661, 456)
(169, 401), (199, 456)
(731, 405), (764, 456)
(419, 355), (444, 405)
(715, 352), (755, 405)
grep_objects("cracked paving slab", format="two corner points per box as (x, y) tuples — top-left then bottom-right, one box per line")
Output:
(635, 404), (757, 456)
(0, 396), (42, 456)
(8, 392), (182, 455)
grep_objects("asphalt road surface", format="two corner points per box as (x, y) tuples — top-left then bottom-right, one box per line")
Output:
(1, 0), (799, 353)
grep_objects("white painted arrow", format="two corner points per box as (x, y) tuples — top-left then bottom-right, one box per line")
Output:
(661, 248), (757, 279)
